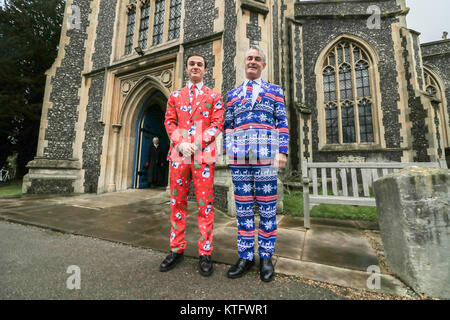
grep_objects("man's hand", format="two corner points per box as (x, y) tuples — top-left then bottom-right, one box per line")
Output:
(178, 142), (195, 157)
(274, 153), (287, 169)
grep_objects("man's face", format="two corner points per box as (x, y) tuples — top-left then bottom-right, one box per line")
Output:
(153, 138), (159, 145)
(186, 56), (207, 84)
(244, 49), (266, 80)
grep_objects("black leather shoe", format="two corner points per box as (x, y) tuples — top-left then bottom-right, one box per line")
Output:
(260, 258), (275, 282)
(159, 252), (184, 272)
(227, 258), (255, 279)
(199, 255), (213, 277)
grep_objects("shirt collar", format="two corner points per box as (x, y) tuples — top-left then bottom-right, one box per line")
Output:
(188, 81), (203, 90)
(245, 78), (262, 87)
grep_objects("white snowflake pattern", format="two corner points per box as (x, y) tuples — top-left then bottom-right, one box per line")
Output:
(263, 220), (274, 230)
(243, 219), (254, 229)
(259, 113), (268, 122)
(263, 184), (273, 194)
(242, 183), (252, 193)
(246, 252), (254, 261)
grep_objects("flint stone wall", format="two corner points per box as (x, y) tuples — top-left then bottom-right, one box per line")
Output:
(373, 167), (450, 299)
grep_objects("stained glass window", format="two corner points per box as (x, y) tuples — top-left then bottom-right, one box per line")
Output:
(125, 6), (136, 55)
(341, 101), (356, 143)
(153, 0), (165, 45)
(168, 0), (182, 40)
(323, 67), (336, 102)
(355, 61), (370, 98)
(424, 70), (441, 100)
(339, 64), (353, 100)
(322, 40), (376, 144)
(359, 99), (374, 142)
(138, 1), (150, 49)
(326, 104), (339, 144)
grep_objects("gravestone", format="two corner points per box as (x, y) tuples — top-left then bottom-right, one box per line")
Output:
(373, 167), (450, 299)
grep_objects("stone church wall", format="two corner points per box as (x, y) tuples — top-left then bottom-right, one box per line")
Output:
(295, 0), (405, 163)
(83, 0), (118, 193)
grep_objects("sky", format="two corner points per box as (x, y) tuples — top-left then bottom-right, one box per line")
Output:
(405, 0), (449, 43)
(0, 0), (448, 43)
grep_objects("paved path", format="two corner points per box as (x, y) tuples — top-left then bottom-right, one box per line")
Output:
(0, 220), (345, 300)
(0, 189), (416, 298)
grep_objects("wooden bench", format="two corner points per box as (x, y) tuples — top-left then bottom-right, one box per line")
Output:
(301, 161), (443, 229)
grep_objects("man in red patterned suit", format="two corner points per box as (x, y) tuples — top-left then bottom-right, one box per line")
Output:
(160, 54), (224, 276)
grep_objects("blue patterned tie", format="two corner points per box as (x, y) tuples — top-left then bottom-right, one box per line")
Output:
(245, 80), (253, 108)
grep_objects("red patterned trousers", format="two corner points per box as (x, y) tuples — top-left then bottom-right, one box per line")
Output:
(169, 160), (215, 256)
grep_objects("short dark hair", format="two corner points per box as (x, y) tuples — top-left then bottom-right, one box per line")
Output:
(185, 53), (207, 69)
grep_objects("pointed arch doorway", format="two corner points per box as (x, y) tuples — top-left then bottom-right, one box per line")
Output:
(105, 74), (171, 194)
(133, 91), (169, 189)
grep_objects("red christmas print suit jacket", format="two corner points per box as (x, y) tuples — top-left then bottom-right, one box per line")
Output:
(165, 84), (224, 164)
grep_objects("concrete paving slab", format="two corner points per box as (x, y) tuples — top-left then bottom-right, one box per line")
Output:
(275, 228), (306, 260)
(277, 215), (307, 231)
(275, 257), (409, 297)
(25, 205), (106, 222)
(61, 189), (164, 209)
(213, 227), (238, 249)
(302, 225), (379, 271)
(95, 216), (164, 234)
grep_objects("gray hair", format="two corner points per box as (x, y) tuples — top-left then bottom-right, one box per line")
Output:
(244, 45), (267, 64)
(153, 137), (159, 142)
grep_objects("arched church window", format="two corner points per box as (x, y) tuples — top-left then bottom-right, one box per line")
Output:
(138, 0), (151, 49)
(424, 68), (449, 149)
(321, 41), (375, 144)
(424, 71), (441, 100)
(153, 0), (166, 45)
(168, 0), (182, 40)
(125, 4), (136, 55)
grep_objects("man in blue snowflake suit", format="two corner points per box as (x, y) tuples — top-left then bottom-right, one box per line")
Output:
(224, 45), (289, 282)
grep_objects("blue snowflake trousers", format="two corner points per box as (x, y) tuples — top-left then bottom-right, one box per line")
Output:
(230, 164), (278, 261)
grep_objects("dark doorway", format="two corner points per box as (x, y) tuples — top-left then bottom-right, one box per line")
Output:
(134, 94), (169, 189)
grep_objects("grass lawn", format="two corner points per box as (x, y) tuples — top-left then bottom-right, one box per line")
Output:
(0, 180), (22, 197)
(283, 190), (378, 221)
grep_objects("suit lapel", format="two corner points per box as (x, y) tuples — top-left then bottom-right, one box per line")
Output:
(236, 82), (246, 106)
(252, 79), (268, 109)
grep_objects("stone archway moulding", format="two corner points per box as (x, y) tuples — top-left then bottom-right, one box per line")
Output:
(104, 74), (170, 193)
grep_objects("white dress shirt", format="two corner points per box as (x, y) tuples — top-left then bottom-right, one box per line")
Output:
(188, 81), (204, 96)
(244, 77), (262, 106)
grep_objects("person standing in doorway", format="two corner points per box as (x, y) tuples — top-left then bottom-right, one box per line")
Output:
(146, 137), (165, 187)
